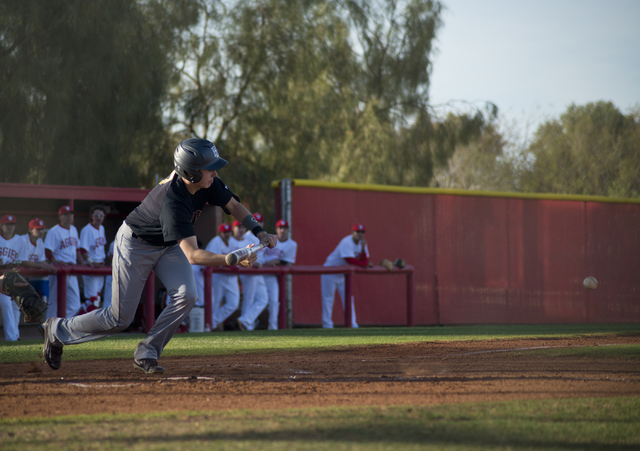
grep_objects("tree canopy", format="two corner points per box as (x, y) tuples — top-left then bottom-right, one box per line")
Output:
(0, 0), (194, 187)
(518, 101), (640, 198)
(4, 0), (634, 216)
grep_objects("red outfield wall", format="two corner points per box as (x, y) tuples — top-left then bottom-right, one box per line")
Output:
(276, 180), (640, 326)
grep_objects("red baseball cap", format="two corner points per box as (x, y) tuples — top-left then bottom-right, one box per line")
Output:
(29, 218), (45, 229)
(0, 215), (17, 224)
(352, 223), (366, 232)
(276, 219), (289, 228)
(58, 205), (74, 216)
(232, 220), (242, 227)
(253, 212), (264, 222)
(218, 223), (231, 232)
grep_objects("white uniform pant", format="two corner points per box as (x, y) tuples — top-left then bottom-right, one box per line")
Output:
(0, 293), (21, 341)
(44, 222), (198, 361)
(47, 274), (81, 319)
(237, 275), (268, 330)
(263, 275), (280, 330)
(321, 274), (358, 328)
(211, 274), (239, 328)
(83, 275), (105, 302)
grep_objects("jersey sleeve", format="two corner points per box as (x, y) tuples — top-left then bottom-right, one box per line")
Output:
(282, 241), (297, 264)
(43, 227), (56, 252)
(205, 177), (235, 210)
(79, 226), (91, 250)
(336, 237), (358, 259)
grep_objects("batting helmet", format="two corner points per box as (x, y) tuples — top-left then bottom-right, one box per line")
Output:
(174, 138), (228, 183)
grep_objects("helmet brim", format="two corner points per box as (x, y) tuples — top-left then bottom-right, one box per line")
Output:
(203, 158), (228, 171)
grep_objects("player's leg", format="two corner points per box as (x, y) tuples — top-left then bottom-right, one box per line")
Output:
(212, 276), (240, 327)
(48, 225), (157, 346)
(134, 244), (197, 361)
(81, 275), (102, 311)
(336, 279), (358, 328)
(11, 299), (21, 339)
(263, 275), (279, 330)
(46, 275), (58, 320)
(210, 273), (224, 327)
(238, 275), (258, 317)
(238, 276), (267, 330)
(321, 274), (339, 328)
(102, 275), (112, 309)
(0, 294), (19, 341)
(65, 276), (82, 318)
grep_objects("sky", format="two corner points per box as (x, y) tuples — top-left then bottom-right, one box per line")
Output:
(429, 0), (640, 138)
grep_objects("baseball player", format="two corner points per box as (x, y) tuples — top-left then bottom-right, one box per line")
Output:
(79, 205), (107, 314)
(44, 205), (84, 319)
(41, 138), (276, 373)
(206, 223), (240, 330)
(0, 214), (26, 341)
(237, 213), (269, 331)
(19, 218), (58, 310)
(255, 219), (297, 330)
(321, 223), (370, 328)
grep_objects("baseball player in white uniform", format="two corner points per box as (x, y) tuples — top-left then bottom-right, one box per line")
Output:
(237, 213), (269, 331)
(0, 215), (26, 341)
(206, 223), (240, 330)
(79, 205), (107, 313)
(44, 205), (84, 319)
(321, 223), (370, 328)
(19, 218), (58, 313)
(257, 220), (297, 330)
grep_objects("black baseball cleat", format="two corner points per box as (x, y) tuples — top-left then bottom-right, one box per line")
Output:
(43, 318), (63, 370)
(134, 359), (165, 374)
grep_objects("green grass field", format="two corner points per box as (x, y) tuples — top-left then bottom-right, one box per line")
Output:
(2, 323), (640, 364)
(1, 324), (639, 450)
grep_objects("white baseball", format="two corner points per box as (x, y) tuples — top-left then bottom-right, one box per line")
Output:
(583, 276), (598, 290)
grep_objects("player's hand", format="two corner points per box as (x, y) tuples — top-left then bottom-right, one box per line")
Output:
(238, 252), (257, 268)
(257, 232), (277, 249)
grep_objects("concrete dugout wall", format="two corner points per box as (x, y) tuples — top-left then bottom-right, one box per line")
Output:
(275, 180), (640, 326)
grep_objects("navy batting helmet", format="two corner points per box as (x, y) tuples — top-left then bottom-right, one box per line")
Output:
(174, 138), (228, 183)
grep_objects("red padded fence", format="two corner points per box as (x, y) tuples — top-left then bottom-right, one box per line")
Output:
(278, 180), (640, 326)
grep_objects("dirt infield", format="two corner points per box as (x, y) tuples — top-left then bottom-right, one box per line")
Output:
(1, 335), (639, 419)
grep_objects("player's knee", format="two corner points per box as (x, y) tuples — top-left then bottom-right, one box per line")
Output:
(171, 286), (198, 310)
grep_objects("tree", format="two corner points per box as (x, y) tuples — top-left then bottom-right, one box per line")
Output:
(0, 0), (194, 187)
(167, 0), (495, 216)
(430, 120), (517, 191)
(518, 101), (640, 198)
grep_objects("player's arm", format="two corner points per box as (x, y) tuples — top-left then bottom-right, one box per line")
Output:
(20, 260), (57, 274)
(45, 249), (65, 265)
(224, 197), (277, 248)
(76, 249), (85, 265)
(179, 235), (256, 268)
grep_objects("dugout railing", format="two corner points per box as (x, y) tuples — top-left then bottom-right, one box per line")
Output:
(2, 264), (414, 332)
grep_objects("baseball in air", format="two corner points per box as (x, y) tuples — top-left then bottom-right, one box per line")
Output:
(583, 276), (598, 290)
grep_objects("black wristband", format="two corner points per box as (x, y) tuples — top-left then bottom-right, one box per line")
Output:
(252, 226), (265, 237)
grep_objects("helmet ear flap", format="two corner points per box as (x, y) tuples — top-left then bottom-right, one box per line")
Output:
(175, 165), (202, 183)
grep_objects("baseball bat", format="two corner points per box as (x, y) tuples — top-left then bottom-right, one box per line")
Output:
(224, 243), (267, 266)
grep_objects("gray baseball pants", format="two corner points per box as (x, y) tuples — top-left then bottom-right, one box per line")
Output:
(46, 222), (197, 361)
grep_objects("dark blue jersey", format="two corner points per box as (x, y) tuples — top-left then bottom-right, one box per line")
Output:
(126, 172), (235, 246)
